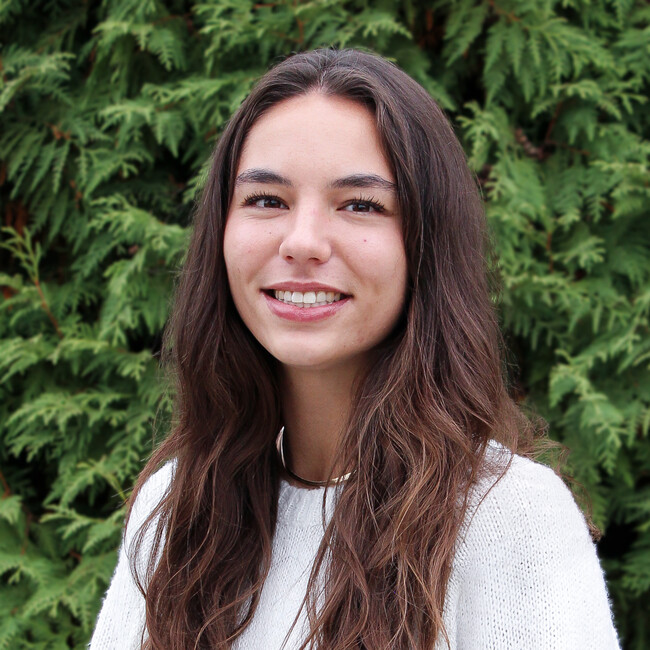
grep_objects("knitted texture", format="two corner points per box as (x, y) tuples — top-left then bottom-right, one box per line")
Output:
(90, 445), (621, 649)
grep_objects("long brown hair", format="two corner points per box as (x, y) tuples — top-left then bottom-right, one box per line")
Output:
(130, 48), (538, 649)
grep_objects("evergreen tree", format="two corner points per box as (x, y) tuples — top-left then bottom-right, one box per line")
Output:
(1, 1), (648, 647)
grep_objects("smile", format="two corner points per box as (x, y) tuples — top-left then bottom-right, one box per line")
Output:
(272, 290), (343, 308)
(262, 289), (350, 322)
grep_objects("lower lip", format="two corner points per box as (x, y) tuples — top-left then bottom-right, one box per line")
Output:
(263, 292), (350, 322)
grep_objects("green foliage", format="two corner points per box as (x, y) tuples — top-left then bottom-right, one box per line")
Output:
(0, 0), (647, 647)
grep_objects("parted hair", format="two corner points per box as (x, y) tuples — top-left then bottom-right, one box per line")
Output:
(129, 48), (539, 649)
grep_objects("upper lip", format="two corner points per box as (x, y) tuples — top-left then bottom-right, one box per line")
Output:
(264, 281), (348, 294)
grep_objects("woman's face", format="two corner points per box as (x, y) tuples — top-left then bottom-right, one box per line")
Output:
(223, 93), (408, 374)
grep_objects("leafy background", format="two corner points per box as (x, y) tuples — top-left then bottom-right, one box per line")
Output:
(1, 0), (648, 647)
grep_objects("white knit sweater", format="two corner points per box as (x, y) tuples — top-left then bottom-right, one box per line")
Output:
(90, 445), (621, 649)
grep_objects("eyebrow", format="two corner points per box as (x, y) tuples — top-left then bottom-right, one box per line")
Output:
(234, 168), (396, 192)
(329, 173), (396, 192)
(235, 169), (291, 187)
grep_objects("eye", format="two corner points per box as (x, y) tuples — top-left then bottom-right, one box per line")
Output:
(342, 198), (386, 214)
(242, 193), (288, 209)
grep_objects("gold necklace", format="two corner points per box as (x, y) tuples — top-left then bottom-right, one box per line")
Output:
(275, 426), (352, 488)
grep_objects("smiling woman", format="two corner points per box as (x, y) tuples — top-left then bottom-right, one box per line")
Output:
(224, 93), (407, 391)
(90, 49), (620, 649)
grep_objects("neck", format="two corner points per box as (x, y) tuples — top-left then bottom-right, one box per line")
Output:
(279, 363), (361, 484)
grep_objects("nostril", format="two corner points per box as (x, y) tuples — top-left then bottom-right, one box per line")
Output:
(278, 230), (332, 264)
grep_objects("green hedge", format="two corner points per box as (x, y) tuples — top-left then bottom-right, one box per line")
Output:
(1, 1), (648, 647)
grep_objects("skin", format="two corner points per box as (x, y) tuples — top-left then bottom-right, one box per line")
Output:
(224, 93), (408, 483)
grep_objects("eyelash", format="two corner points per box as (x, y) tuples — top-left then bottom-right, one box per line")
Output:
(345, 195), (386, 213)
(242, 193), (286, 209)
(241, 193), (387, 213)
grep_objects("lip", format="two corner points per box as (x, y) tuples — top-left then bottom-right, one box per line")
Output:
(262, 291), (350, 322)
(263, 281), (348, 294)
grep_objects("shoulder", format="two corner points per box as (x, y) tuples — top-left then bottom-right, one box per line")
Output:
(455, 442), (595, 575)
(447, 442), (620, 648)
(130, 460), (176, 515)
(89, 461), (176, 649)
(124, 460), (176, 551)
(464, 443), (588, 545)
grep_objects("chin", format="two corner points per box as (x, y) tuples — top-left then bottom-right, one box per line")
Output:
(274, 353), (338, 371)
(271, 347), (372, 376)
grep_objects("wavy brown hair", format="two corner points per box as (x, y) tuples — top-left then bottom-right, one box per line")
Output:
(129, 48), (540, 649)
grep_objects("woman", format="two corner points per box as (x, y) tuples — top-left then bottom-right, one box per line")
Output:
(90, 48), (620, 649)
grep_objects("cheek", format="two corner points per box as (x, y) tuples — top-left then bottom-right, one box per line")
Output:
(222, 220), (238, 274)
(224, 222), (262, 282)
(223, 225), (252, 311)
(358, 232), (408, 297)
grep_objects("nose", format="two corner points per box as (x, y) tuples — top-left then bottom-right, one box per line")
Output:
(278, 206), (331, 265)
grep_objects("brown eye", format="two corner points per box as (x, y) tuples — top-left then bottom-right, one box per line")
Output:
(257, 197), (284, 209)
(342, 199), (385, 213)
(242, 194), (288, 209)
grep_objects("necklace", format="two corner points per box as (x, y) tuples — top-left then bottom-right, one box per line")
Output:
(275, 426), (352, 488)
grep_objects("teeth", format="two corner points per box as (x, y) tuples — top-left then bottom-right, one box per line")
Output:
(272, 289), (344, 307)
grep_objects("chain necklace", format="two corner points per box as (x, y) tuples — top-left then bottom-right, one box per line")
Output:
(275, 426), (352, 488)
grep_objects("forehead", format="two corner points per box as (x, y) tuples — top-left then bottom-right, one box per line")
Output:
(236, 92), (394, 183)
